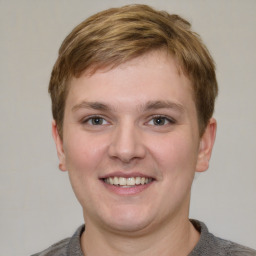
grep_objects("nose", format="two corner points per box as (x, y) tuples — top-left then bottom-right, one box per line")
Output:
(108, 120), (146, 163)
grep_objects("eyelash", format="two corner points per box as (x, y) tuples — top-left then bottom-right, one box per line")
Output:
(81, 115), (176, 126)
(81, 115), (109, 125)
(147, 115), (176, 126)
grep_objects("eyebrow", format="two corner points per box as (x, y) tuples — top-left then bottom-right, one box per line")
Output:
(72, 101), (111, 112)
(143, 100), (185, 113)
(72, 100), (184, 113)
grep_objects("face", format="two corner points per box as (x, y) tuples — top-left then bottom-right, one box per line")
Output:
(53, 51), (216, 235)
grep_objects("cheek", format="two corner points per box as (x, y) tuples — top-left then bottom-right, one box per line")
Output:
(63, 132), (107, 174)
(150, 132), (199, 175)
(63, 133), (108, 205)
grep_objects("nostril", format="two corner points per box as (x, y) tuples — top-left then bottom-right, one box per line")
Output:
(107, 124), (147, 162)
(108, 140), (146, 162)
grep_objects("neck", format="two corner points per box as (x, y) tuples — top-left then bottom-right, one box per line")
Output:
(81, 216), (200, 256)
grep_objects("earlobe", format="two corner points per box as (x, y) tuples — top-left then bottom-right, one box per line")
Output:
(196, 118), (217, 173)
(52, 120), (67, 172)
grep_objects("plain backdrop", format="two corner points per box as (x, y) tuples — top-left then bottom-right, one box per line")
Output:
(0, 0), (255, 255)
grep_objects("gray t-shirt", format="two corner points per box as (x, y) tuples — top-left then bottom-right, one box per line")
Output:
(32, 220), (256, 256)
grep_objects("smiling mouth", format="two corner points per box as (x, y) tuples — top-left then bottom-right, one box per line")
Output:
(103, 177), (153, 187)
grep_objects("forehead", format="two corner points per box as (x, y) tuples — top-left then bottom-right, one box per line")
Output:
(66, 51), (195, 111)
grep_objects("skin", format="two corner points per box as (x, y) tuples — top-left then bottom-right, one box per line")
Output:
(52, 50), (216, 256)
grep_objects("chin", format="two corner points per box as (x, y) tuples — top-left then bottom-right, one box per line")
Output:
(107, 218), (152, 234)
(98, 207), (154, 234)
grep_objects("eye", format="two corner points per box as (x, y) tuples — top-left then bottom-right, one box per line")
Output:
(148, 116), (175, 126)
(83, 116), (108, 125)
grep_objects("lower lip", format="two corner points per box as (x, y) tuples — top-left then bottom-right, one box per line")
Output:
(101, 180), (154, 195)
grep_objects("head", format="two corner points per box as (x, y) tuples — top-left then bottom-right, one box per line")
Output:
(50, 4), (218, 237)
(49, 4), (218, 139)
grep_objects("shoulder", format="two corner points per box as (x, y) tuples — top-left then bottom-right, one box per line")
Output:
(190, 220), (256, 256)
(213, 236), (256, 256)
(31, 225), (85, 256)
(31, 238), (70, 256)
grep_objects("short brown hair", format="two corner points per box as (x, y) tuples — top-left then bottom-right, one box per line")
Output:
(49, 4), (218, 137)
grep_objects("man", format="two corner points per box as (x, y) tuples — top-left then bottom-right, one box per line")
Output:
(33, 4), (256, 256)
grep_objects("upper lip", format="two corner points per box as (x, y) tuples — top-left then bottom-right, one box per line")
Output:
(99, 171), (155, 180)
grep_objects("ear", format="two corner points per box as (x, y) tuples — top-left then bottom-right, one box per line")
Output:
(52, 120), (67, 171)
(196, 118), (217, 173)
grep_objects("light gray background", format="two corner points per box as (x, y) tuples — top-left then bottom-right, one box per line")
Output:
(1, 0), (255, 255)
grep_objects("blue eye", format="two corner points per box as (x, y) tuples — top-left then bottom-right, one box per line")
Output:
(83, 116), (108, 125)
(153, 117), (167, 125)
(149, 116), (175, 126)
(90, 117), (104, 125)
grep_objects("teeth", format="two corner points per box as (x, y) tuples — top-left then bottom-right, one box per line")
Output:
(127, 177), (135, 186)
(104, 176), (153, 186)
(113, 177), (119, 185)
(135, 177), (141, 185)
(119, 177), (126, 186)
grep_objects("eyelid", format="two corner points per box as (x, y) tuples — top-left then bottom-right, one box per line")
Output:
(147, 115), (176, 125)
(81, 115), (109, 125)
(80, 114), (176, 126)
